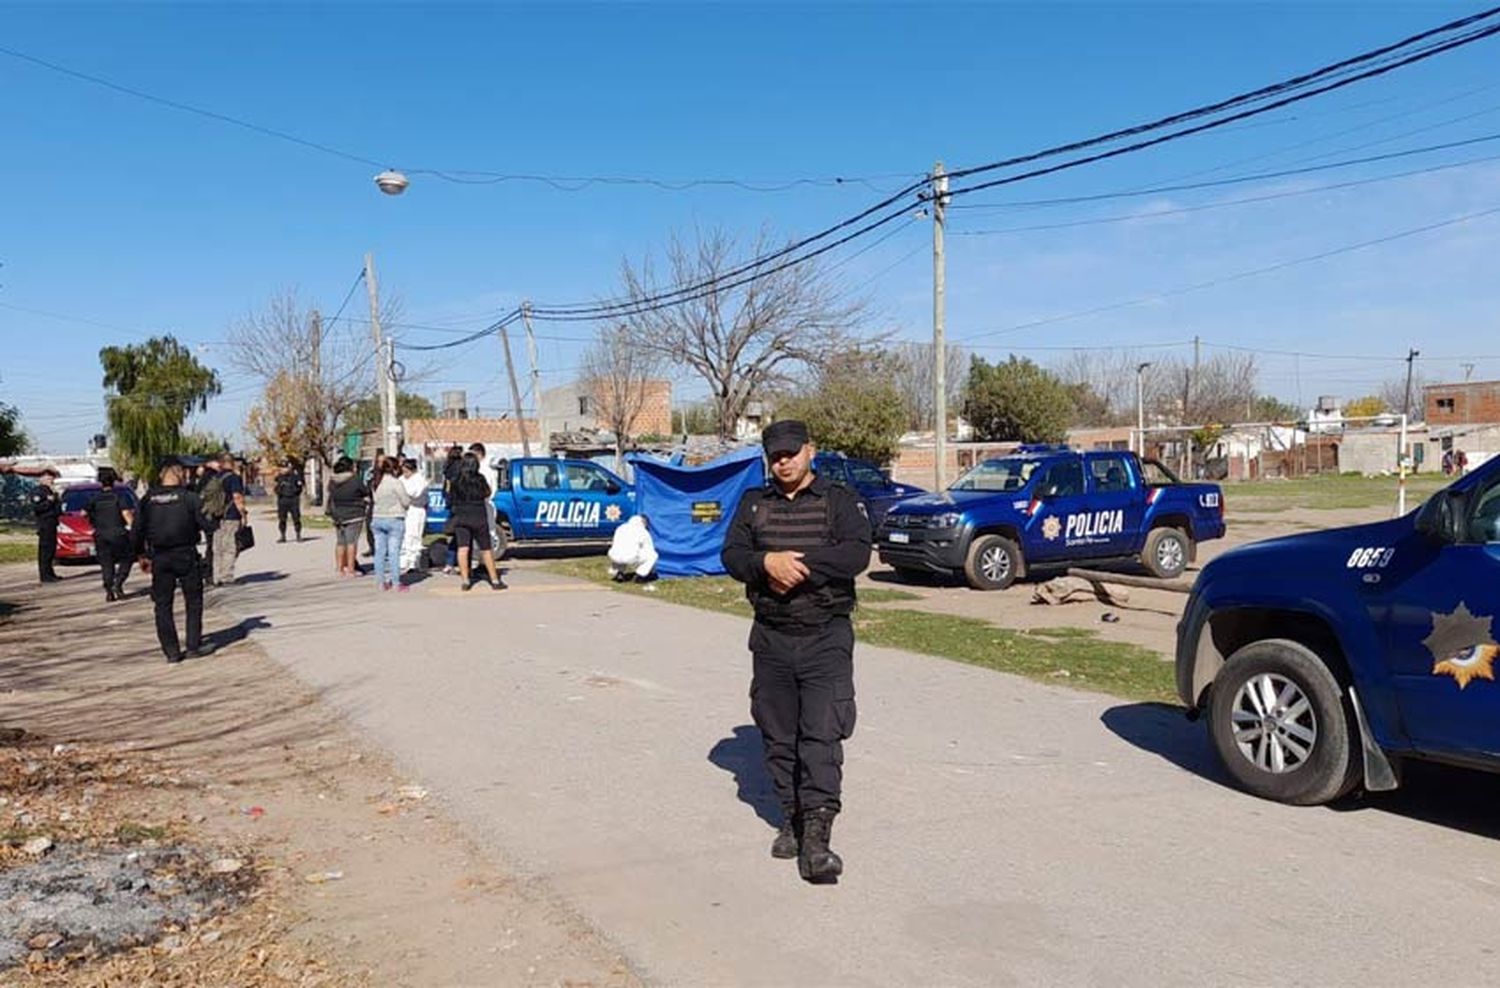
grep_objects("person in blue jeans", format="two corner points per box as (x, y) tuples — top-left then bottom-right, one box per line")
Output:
(368, 456), (413, 591)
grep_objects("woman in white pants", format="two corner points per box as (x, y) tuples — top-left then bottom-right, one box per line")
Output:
(399, 458), (430, 574)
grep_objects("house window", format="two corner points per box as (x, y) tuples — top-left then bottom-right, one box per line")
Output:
(1436, 398), (1456, 413)
(578, 396), (592, 416)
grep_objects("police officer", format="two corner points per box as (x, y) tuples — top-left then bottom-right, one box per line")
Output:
(85, 467), (134, 601)
(722, 420), (871, 882)
(274, 458), (305, 542)
(132, 457), (216, 664)
(30, 467), (61, 583)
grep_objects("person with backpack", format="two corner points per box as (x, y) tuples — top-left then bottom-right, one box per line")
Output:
(274, 459), (305, 542)
(85, 466), (136, 601)
(325, 456), (370, 577)
(200, 453), (246, 587)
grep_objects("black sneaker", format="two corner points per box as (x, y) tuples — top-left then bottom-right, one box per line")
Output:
(634, 573), (659, 585)
(165, 651), (185, 665)
(186, 643), (217, 659)
(611, 571), (631, 583)
(490, 578), (507, 591)
(461, 580), (474, 592)
(277, 536), (286, 543)
(105, 587), (118, 602)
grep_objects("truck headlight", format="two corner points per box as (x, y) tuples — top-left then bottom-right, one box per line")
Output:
(931, 513), (962, 529)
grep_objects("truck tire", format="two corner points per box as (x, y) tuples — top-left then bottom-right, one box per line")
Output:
(1207, 639), (1360, 806)
(1142, 526), (1191, 579)
(963, 534), (1021, 591)
(494, 519), (512, 559)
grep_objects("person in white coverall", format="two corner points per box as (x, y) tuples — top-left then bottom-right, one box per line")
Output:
(608, 515), (658, 584)
(399, 458), (429, 573)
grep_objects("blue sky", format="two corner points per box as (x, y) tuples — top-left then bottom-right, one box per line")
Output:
(3, 1), (1499, 452)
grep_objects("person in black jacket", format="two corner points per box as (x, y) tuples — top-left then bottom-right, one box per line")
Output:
(325, 456), (370, 577)
(30, 467), (61, 584)
(274, 459), (305, 542)
(449, 453), (505, 591)
(85, 467), (135, 601)
(721, 420), (871, 883)
(132, 457), (215, 664)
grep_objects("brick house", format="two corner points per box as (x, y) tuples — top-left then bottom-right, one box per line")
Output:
(539, 379), (672, 441)
(1424, 379), (1500, 426)
(402, 417), (542, 481)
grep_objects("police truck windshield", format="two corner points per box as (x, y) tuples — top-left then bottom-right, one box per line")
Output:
(950, 459), (1040, 492)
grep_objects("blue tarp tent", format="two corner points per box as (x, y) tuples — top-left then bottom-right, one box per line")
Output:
(628, 447), (765, 577)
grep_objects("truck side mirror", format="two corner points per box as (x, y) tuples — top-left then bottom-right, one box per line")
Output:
(605, 481), (621, 495)
(1416, 489), (1466, 545)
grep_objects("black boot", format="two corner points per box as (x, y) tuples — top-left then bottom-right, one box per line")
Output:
(798, 808), (842, 881)
(771, 814), (799, 859)
(105, 586), (117, 602)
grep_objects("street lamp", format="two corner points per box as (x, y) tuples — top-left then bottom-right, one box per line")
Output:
(374, 170), (410, 196)
(1136, 362), (1152, 454)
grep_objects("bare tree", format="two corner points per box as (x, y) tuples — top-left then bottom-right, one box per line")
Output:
(888, 342), (967, 432)
(229, 289), (398, 469)
(618, 228), (866, 440)
(582, 324), (664, 470)
(1154, 351), (1260, 425)
(1378, 369), (1433, 419)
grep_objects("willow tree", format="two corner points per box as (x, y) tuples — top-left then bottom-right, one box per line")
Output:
(100, 336), (221, 481)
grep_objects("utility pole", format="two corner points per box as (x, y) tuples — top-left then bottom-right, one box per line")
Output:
(1462, 361), (1476, 382)
(931, 161), (950, 490)
(1402, 347), (1420, 421)
(364, 252), (400, 458)
(310, 309), (323, 506)
(1190, 335), (1201, 424)
(1136, 362), (1152, 455)
(522, 301), (541, 438)
(499, 321), (532, 457)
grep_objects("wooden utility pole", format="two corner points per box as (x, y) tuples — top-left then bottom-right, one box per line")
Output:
(309, 309), (323, 505)
(499, 322), (532, 457)
(364, 252), (399, 457)
(932, 161), (950, 490)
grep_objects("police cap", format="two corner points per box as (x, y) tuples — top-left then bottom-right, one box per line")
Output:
(761, 419), (810, 458)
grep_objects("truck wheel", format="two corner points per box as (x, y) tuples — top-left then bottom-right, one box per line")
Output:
(963, 535), (1020, 591)
(1142, 527), (1191, 579)
(1207, 639), (1359, 806)
(494, 520), (512, 559)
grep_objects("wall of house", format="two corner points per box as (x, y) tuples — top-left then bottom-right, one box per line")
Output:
(1425, 381), (1500, 426)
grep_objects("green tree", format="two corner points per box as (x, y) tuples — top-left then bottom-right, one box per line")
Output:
(780, 352), (907, 464)
(1342, 395), (1387, 419)
(961, 355), (1073, 443)
(101, 336), (221, 481)
(1250, 395), (1301, 422)
(345, 391), (438, 433)
(0, 403), (30, 457)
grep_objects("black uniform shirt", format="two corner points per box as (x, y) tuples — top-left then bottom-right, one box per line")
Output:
(131, 485), (210, 557)
(85, 486), (130, 538)
(30, 485), (60, 528)
(274, 470), (304, 500)
(722, 473), (872, 629)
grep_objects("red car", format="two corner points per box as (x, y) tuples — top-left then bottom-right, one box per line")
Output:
(55, 483), (138, 563)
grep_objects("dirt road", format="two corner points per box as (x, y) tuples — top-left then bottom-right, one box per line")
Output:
(173, 523), (1500, 987)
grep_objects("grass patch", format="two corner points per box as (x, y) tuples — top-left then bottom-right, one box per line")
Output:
(0, 542), (35, 565)
(1226, 473), (1447, 513)
(543, 560), (1174, 702)
(859, 587), (922, 603)
(114, 821), (170, 842)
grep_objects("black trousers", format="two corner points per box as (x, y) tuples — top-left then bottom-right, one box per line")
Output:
(151, 547), (203, 658)
(749, 616), (857, 818)
(37, 522), (57, 579)
(96, 532), (132, 590)
(276, 498), (302, 538)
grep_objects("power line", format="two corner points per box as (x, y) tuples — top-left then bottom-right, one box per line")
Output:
(954, 201), (1500, 343)
(0, 43), (915, 195)
(942, 7), (1500, 189)
(506, 9), (1500, 324)
(939, 18), (1500, 204)
(950, 146), (1500, 236)
(948, 132), (1500, 214)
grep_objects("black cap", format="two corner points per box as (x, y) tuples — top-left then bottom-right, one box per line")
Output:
(761, 419), (810, 458)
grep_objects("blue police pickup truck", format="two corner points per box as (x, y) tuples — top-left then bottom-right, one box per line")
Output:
(1177, 454), (1500, 807)
(814, 452), (923, 529)
(876, 445), (1225, 590)
(425, 457), (635, 550)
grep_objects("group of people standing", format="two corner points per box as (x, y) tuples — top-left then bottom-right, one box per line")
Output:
(324, 453), (436, 590)
(440, 443), (506, 591)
